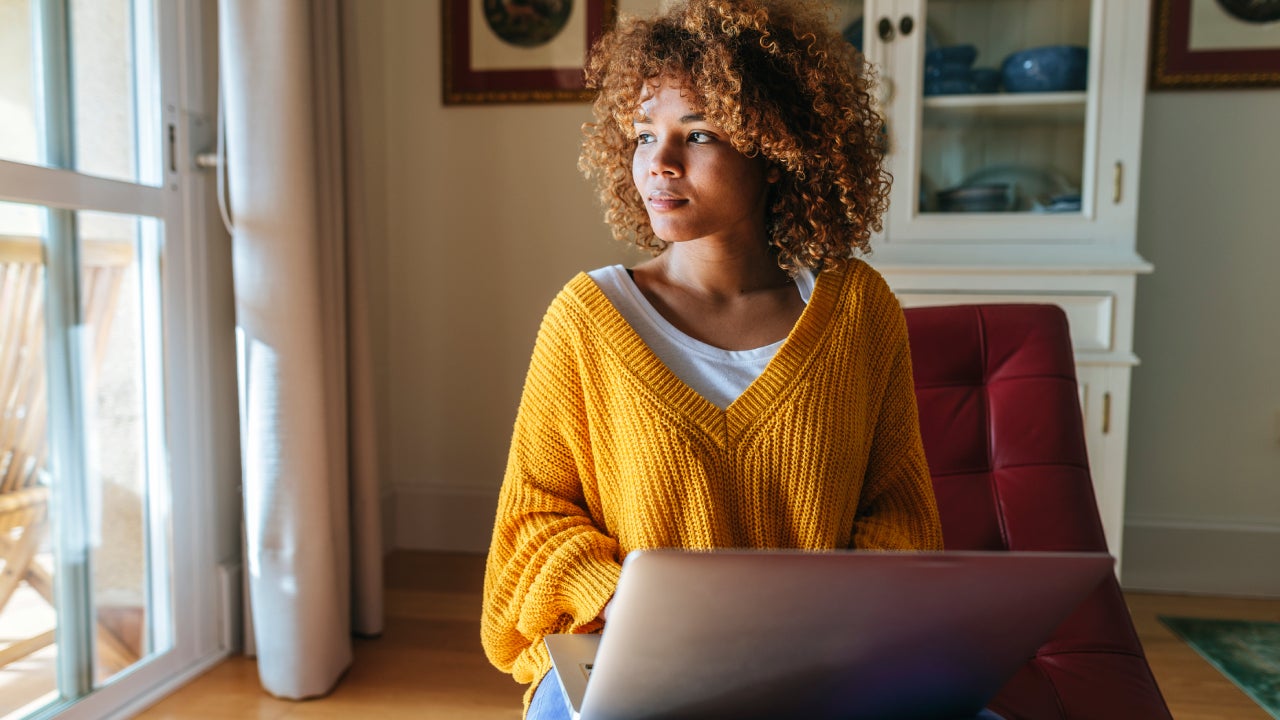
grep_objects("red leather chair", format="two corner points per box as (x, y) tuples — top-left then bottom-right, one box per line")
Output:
(904, 304), (1172, 720)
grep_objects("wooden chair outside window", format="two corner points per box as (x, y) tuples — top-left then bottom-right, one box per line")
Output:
(0, 233), (139, 674)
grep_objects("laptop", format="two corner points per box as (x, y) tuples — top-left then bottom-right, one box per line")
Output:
(544, 549), (1113, 720)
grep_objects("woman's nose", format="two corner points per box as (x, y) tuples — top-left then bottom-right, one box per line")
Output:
(649, 140), (683, 177)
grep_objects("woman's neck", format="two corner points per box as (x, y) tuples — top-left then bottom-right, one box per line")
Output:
(646, 239), (791, 301)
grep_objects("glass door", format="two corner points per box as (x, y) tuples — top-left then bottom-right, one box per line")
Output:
(878, 0), (1105, 245)
(919, 0), (1094, 213)
(0, 0), (174, 716)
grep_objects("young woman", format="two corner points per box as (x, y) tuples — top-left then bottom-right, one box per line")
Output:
(481, 1), (950, 716)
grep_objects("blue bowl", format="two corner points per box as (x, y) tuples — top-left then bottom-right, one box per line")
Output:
(842, 18), (864, 52)
(1001, 45), (1088, 92)
(925, 44), (978, 68)
(924, 78), (976, 96)
(925, 62), (974, 81)
(970, 67), (1001, 93)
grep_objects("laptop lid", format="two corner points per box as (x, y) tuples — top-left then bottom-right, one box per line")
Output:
(549, 549), (1112, 720)
(545, 633), (597, 719)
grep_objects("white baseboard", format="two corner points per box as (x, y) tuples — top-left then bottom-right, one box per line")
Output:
(392, 483), (497, 553)
(216, 561), (243, 654)
(1122, 517), (1280, 597)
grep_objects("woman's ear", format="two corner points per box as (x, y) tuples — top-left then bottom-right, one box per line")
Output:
(766, 165), (782, 183)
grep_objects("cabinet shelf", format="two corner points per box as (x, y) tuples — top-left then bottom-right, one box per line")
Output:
(922, 91), (1087, 124)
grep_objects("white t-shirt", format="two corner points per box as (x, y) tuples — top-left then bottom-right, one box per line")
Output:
(586, 264), (814, 410)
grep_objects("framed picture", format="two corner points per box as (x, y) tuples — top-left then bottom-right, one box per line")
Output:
(1150, 0), (1280, 89)
(443, 0), (617, 104)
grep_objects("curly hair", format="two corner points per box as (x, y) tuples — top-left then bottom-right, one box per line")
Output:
(579, 0), (891, 272)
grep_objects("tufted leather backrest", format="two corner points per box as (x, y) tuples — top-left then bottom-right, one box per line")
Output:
(904, 304), (1172, 720)
(907, 304), (1108, 553)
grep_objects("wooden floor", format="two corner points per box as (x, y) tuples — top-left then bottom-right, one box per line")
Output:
(136, 551), (1280, 720)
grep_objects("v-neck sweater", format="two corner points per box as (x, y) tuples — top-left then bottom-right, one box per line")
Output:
(481, 257), (943, 694)
(586, 263), (815, 410)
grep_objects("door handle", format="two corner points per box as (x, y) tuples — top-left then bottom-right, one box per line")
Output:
(1102, 391), (1112, 435)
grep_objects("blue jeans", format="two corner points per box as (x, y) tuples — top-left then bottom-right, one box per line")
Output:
(526, 670), (1007, 720)
(527, 670), (572, 720)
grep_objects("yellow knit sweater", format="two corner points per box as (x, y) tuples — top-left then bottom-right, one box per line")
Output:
(481, 257), (942, 698)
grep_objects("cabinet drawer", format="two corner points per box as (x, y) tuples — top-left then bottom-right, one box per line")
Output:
(896, 292), (1115, 353)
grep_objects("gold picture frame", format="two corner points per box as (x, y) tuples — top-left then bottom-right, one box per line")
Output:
(1150, 0), (1280, 89)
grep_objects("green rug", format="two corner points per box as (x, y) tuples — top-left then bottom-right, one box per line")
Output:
(1159, 616), (1280, 719)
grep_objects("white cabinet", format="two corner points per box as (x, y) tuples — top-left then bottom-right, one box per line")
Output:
(1076, 363), (1132, 577)
(835, 0), (1153, 573)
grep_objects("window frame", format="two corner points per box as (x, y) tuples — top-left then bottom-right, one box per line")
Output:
(0, 0), (239, 717)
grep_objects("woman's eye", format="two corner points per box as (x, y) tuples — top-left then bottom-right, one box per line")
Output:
(689, 131), (714, 143)
(636, 132), (655, 145)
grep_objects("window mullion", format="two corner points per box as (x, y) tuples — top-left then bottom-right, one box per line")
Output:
(35, 0), (97, 702)
(34, 0), (73, 171)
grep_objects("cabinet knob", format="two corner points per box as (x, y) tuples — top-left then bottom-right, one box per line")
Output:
(899, 15), (915, 37)
(878, 17), (895, 42)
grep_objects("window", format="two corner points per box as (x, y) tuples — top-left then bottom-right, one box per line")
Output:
(0, 1), (232, 718)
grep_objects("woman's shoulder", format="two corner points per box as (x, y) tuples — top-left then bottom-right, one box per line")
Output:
(545, 269), (615, 319)
(820, 257), (909, 342)
(825, 256), (899, 308)
(534, 269), (628, 347)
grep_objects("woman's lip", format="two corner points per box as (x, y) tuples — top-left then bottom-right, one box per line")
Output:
(647, 197), (688, 211)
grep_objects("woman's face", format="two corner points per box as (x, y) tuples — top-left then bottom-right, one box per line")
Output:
(631, 78), (773, 245)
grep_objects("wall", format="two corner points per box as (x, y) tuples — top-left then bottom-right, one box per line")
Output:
(1123, 89), (1280, 596)
(353, 3), (1280, 596)
(349, 0), (655, 552)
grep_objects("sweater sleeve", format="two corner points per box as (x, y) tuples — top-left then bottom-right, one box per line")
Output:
(480, 297), (623, 687)
(852, 303), (944, 551)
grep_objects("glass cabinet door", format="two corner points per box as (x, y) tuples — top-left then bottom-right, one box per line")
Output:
(854, 0), (1128, 247)
(916, 0), (1094, 210)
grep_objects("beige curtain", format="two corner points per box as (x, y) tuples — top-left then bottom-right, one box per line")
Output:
(218, 0), (383, 699)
